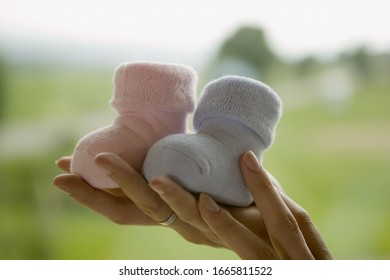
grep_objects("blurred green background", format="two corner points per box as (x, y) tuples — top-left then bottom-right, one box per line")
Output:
(1, 0), (390, 259)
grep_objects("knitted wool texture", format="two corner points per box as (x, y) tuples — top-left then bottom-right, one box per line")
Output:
(71, 61), (197, 190)
(143, 76), (282, 206)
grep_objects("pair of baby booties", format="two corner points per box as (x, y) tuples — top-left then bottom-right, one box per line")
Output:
(70, 61), (282, 207)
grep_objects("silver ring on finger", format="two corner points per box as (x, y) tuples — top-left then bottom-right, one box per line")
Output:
(158, 211), (178, 226)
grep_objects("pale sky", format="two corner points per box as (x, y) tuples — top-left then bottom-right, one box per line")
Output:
(1, 0), (389, 60)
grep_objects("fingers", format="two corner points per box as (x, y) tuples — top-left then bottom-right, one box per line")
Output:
(55, 156), (72, 173)
(149, 177), (204, 227)
(227, 206), (272, 248)
(94, 153), (172, 223)
(198, 193), (278, 259)
(94, 153), (225, 247)
(52, 174), (153, 225)
(280, 192), (333, 259)
(240, 151), (314, 259)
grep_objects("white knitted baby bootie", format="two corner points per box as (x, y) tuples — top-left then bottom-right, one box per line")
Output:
(143, 76), (282, 206)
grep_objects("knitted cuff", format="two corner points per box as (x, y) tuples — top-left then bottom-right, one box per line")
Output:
(110, 61), (197, 114)
(193, 76), (282, 148)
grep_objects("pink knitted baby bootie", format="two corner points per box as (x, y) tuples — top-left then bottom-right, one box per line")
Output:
(70, 62), (197, 194)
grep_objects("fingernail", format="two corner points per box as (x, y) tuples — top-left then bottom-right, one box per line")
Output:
(149, 179), (165, 195)
(244, 151), (262, 172)
(94, 156), (113, 177)
(54, 156), (68, 166)
(52, 177), (70, 194)
(200, 193), (220, 212)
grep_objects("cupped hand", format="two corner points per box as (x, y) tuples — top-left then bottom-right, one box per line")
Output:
(53, 153), (267, 248)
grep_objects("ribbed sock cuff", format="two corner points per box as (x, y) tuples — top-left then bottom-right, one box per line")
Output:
(194, 76), (282, 148)
(110, 61), (197, 114)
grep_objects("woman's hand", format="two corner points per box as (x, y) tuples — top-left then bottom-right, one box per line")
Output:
(53, 153), (265, 248)
(53, 155), (154, 226)
(197, 151), (334, 260)
(53, 151), (332, 259)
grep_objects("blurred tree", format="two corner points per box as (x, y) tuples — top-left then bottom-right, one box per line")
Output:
(296, 55), (320, 75)
(216, 26), (279, 78)
(340, 45), (373, 84)
(349, 46), (372, 80)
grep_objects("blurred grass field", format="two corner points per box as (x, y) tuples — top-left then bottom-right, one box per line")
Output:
(0, 65), (389, 259)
